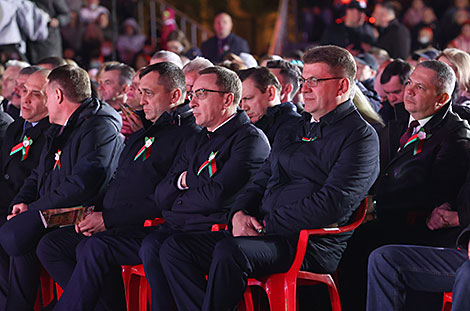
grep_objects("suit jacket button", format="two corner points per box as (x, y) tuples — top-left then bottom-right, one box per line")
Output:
(3, 174), (9, 180)
(177, 199), (183, 205)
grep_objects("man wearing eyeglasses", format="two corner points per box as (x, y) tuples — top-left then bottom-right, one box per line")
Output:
(158, 45), (379, 311)
(135, 66), (271, 310)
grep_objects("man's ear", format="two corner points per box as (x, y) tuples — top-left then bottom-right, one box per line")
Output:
(283, 83), (293, 97)
(337, 78), (350, 96)
(266, 85), (277, 101)
(223, 92), (234, 108)
(122, 83), (130, 94)
(437, 93), (450, 107)
(170, 89), (182, 105)
(55, 88), (64, 103)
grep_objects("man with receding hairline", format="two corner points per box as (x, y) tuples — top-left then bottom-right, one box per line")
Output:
(0, 65), (123, 311)
(36, 62), (201, 311)
(139, 65), (270, 310)
(201, 12), (250, 63)
(158, 45), (379, 311)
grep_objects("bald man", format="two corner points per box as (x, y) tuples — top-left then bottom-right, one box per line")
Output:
(201, 12), (250, 63)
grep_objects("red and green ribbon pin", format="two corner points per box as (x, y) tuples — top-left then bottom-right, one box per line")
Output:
(301, 136), (318, 142)
(403, 130), (429, 156)
(134, 137), (155, 161)
(54, 149), (62, 170)
(10, 136), (33, 161)
(197, 151), (218, 177)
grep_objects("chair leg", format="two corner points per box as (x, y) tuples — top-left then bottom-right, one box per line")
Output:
(242, 286), (255, 311)
(264, 276), (297, 311)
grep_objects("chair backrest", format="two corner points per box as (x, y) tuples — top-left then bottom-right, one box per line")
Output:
(289, 198), (368, 274)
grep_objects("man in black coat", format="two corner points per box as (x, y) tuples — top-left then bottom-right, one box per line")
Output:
(0, 69), (51, 223)
(0, 65), (123, 311)
(158, 45), (379, 311)
(238, 66), (301, 144)
(1, 61), (29, 120)
(373, 1), (411, 59)
(367, 171), (470, 311)
(339, 60), (470, 310)
(201, 12), (250, 64)
(35, 62), (201, 311)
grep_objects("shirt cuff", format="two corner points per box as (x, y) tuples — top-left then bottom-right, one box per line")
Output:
(177, 172), (189, 190)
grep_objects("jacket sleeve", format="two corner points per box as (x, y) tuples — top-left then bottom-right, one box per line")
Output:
(174, 133), (270, 214)
(265, 127), (380, 236)
(27, 118), (123, 210)
(53, 0), (71, 26)
(153, 137), (195, 210)
(17, 0), (49, 41)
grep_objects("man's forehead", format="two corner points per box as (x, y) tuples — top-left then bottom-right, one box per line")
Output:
(100, 70), (120, 81)
(409, 67), (436, 85)
(383, 75), (404, 90)
(302, 62), (331, 77)
(139, 71), (160, 87)
(194, 73), (217, 88)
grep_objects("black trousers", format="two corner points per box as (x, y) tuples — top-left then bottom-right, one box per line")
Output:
(159, 231), (297, 311)
(0, 210), (49, 311)
(37, 225), (155, 311)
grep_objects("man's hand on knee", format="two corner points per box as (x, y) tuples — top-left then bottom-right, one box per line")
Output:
(76, 212), (106, 237)
(232, 211), (264, 237)
(7, 203), (28, 220)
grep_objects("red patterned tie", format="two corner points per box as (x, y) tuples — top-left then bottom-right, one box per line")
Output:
(399, 120), (420, 149)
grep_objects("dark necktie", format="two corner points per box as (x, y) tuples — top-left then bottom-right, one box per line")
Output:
(399, 120), (420, 149)
(20, 121), (33, 140)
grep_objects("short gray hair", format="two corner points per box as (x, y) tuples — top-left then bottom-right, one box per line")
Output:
(151, 50), (183, 68)
(5, 60), (29, 69)
(199, 66), (242, 106)
(417, 60), (456, 97)
(182, 57), (213, 74)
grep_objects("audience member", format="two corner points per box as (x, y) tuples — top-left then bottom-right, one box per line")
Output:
(0, 0), (49, 60)
(121, 68), (147, 133)
(0, 69), (50, 224)
(158, 45), (379, 311)
(27, 0), (70, 64)
(36, 62), (202, 311)
(266, 59), (303, 113)
(61, 11), (85, 60)
(36, 56), (67, 70)
(150, 50), (183, 68)
(439, 0), (470, 48)
(167, 30), (203, 62)
(140, 66), (271, 310)
(238, 66), (301, 144)
(448, 20), (470, 52)
(378, 59), (413, 123)
(1, 61), (29, 120)
(80, 0), (109, 24)
(116, 18), (146, 65)
(373, 1), (412, 59)
(340, 60), (470, 311)
(97, 62), (134, 111)
(201, 12), (250, 63)
(355, 53), (381, 111)
(0, 65), (123, 311)
(182, 57), (213, 100)
(320, 0), (376, 55)
(402, 0), (428, 29)
(437, 47), (470, 121)
(160, 8), (178, 50)
(368, 47), (391, 66)
(367, 171), (470, 311)
(410, 7), (439, 52)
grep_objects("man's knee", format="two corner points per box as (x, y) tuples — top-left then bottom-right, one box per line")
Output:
(139, 234), (164, 263)
(75, 236), (109, 262)
(36, 232), (60, 263)
(368, 245), (399, 273)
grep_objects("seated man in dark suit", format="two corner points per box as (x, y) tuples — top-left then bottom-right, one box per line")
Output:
(0, 65), (124, 311)
(39, 66), (270, 311)
(0, 69), (51, 223)
(36, 62), (201, 311)
(367, 171), (470, 311)
(340, 60), (470, 310)
(158, 45), (380, 311)
(201, 12), (250, 64)
(238, 66), (301, 144)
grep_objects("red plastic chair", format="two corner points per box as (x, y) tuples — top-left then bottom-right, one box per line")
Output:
(243, 199), (368, 311)
(122, 218), (165, 311)
(442, 292), (452, 311)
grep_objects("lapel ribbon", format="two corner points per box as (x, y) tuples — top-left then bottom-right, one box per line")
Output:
(197, 151), (218, 177)
(10, 136), (33, 161)
(134, 137), (155, 161)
